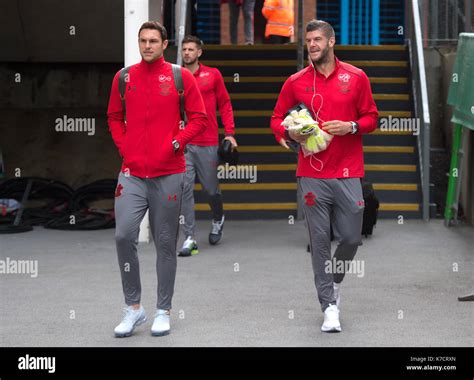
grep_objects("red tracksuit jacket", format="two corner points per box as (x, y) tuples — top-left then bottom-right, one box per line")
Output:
(190, 63), (235, 146)
(271, 57), (379, 179)
(107, 57), (208, 178)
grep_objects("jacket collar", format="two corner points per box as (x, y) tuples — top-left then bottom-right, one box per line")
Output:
(139, 56), (166, 72)
(193, 63), (204, 77)
(312, 55), (340, 79)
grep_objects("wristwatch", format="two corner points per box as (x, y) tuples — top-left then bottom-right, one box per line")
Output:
(172, 140), (180, 152)
(350, 121), (359, 134)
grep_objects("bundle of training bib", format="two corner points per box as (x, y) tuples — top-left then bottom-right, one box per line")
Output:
(282, 105), (333, 157)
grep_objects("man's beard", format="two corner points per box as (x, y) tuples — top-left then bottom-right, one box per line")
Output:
(184, 57), (198, 65)
(310, 43), (330, 65)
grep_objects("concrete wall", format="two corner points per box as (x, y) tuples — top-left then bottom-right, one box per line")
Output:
(0, 0), (124, 62)
(0, 62), (123, 188)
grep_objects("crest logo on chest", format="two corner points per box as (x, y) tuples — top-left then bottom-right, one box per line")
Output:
(337, 73), (351, 93)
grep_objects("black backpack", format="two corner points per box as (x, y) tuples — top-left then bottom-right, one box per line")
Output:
(361, 178), (379, 237)
(118, 63), (185, 123)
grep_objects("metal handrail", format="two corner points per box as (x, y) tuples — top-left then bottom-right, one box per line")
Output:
(408, 0), (431, 220)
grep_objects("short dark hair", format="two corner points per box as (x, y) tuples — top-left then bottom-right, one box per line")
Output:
(306, 19), (335, 39)
(138, 21), (167, 41)
(182, 35), (203, 48)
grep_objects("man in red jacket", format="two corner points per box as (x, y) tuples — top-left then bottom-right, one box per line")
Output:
(107, 21), (207, 338)
(178, 35), (237, 257)
(271, 20), (378, 332)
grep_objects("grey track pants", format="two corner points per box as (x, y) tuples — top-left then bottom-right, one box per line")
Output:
(298, 177), (365, 312)
(229, 0), (255, 44)
(181, 145), (223, 237)
(114, 171), (184, 310)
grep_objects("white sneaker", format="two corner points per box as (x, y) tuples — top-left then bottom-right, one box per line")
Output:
(333, 282), (341, 308)
(209, 215), (225, 245)
(321, 304), (341, 332)
(178, 236), (199, 257)
(151, 309), (171, 336)
(114, 305), (147, 338)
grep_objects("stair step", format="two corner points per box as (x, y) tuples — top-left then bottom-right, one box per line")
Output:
(235, 146), (414, 153)
(194, 202), (420, 212)
(204, 44), (406, 51)
(196, 183), (297, 190)
(195, 183), (418, 191)
(217, 163), (417, 172)
(202, 60), (407, 67)
(234, 153), (416, 165)
(373, 183), (418, 191)
(226, 110), (412, 117)
(230, 100), (411, 112)
(203, 60), (295, 66)
(215, 66), (408, 77)
(379, 203), (420, 211)
(224, 76), (288, 83)
(223, 81), (408, 94)
(195, 210), (420, 220)
(203, 44), (407, 61)
(195, 202), (296, 211)
(194, 188), (419, 205)
(220, 128), (413, 136)
(365, 164), (416, 172)
(363, 134), (417, 146)
(228, 93), (409, 101)
(370, 77), (407, 84)
(224, 77), (408, 84)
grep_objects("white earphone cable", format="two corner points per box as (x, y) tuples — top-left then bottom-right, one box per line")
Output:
(307, 62), (325, 172)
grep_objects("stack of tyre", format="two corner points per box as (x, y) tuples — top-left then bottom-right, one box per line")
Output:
(0, 178), (117, 234)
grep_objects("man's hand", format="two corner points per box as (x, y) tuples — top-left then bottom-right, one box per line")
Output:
(278, 137), (290, 149)
(288, 128), (310, 143)
(321, 120), (352, 136)
(224, 135), (238, 150)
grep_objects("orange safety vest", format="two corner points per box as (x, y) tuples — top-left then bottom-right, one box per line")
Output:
(262, 0), (295, 38)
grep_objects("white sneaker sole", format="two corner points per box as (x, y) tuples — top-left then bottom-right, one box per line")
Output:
(151, 329), (170, 337)
(321, 324), (342, 333)
(114, 315), (147, 338)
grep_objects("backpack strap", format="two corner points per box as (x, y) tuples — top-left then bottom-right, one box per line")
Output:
(171, 63), (186, 123)
(118, 66), (131, 121)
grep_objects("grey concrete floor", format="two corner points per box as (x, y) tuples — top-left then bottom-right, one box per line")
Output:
(0, 219), (472, 347)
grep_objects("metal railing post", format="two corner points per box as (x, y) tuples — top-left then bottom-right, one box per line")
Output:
(176, 0), (188, 66)
(411, 0), (431, 221)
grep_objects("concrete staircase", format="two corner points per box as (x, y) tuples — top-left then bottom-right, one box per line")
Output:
(194, 44), (421, 220)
